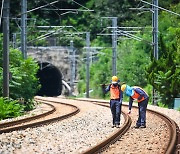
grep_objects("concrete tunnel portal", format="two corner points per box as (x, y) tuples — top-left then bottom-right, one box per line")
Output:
(36, 62), (63, 97)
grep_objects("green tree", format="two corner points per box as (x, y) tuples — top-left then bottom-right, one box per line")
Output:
(8, 49), (40, 101)
(118, 35), (151, 87)
(0, 36), (40, 102)
(146, 3), (180, 107)
(90, 48), (112, 98)
(146, 48), (180, 107)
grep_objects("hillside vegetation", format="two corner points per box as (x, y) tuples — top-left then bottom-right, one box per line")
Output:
(1, 0), (180, 109)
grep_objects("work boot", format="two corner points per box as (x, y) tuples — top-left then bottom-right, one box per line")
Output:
(134, 125), (140, 129)
(111, 125), (115, 128)
(139, 125), (146, 128)
(115, 124), (120, 128)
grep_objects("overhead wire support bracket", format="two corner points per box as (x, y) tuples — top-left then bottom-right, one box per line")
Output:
(116, 26), (151, 29)
(28, 25), (75, 43)
(42, 8), (94, 12)
(20, 0), (94, 16)
(21, 0), (60, 15)
(129, 7), (152, 12)
(37, 25), (73, 28)
(141, 0), (180, 17)
(102, 26), (152, 45)
(71, 0), (93, 12)
(117, 30), (152, 45)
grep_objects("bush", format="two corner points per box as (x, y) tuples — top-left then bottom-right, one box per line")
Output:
(0, 48), (40, 102)
(24, 99), (36, 111)
(0, 97), (24, 120)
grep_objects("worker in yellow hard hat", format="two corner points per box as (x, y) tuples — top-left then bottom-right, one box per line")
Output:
(102, 76), (123, 128)
(121, 84), (149, 128)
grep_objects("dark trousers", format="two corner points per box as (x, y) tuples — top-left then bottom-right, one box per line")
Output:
(110, 99), (122, 125)
(136, 98), (149, 126)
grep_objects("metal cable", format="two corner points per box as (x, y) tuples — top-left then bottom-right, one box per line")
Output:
(42, 0), (61, 18)
(71, 0), (90, 11)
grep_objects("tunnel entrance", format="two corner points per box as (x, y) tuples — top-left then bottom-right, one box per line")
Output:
(36, 62), (62, 96)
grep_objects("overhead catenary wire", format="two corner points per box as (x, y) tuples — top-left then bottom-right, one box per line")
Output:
(11, 0), (94, 50)
(141, 0), (180, 17)
(41, 0), (94, 15)
(27, 25), (85, 44)
(42, 8), (94, 12)
(16, 0), (94, 49)
(27, 27), (65, 44)
(19, 0), (93, 16)
(71, 0), (92, 11)
(118, 31), (142, 41)
(25, 0), (60, 15)
(98, 25), (152, 45)
(42, 0), (61, 18)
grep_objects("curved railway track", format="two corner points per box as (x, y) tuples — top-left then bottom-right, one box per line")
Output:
(147, 107), (179, 154)
(0, 97), (179, 154)
(76, 98), (180, 154)
(0, 97), (79, 134)
(82, 102), (132, 154)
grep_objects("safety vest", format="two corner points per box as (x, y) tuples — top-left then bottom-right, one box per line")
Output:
(110, 84), (120, 99)
(131, 86), (148, 102)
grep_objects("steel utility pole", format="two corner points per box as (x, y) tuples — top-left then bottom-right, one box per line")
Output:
(100, 17), (118, 76)
(70, 40), (75, 92)
(21, 0), (27, 59)
(86, 32), (90, 98)
(152, 0), (158, 105)
(152, 0), (158, 60)
(112, 17), (117, 76)
(3, 0), (10, 98)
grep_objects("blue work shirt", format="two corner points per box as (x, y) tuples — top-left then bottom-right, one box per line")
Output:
(129, 87), (149, 110)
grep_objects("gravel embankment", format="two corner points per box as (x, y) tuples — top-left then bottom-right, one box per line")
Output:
(0, 97), (124, 154)
(0, 97), (179, 154)
(0, 103), (52, 124)
(103, 103), (179, 154)
(124, 101), (180, 127)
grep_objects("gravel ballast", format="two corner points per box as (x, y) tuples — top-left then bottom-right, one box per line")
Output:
(0, 97), (179, 154)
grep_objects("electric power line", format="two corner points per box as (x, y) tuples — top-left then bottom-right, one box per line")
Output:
(26, 0), (60, 15)
(42, 0), (61, 18)
(141, 0), (180, 17)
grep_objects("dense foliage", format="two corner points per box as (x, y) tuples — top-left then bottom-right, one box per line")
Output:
(1, 0), (180, 109)
(0, 48), (40, 102)
(0, 33), (40, 115)
(76, 1), (180, 107)
(146, 3), (180, 107)
(0, 97), (24, 120)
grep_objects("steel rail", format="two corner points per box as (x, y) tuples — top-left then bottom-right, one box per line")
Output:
(0, 98), (80, 134)
(82, 102), (132, 154)
(0, 102), (55, 129)
(147, 108), (179, 154)
(75, 98), (179, 153)
(0, 97), (178, 153)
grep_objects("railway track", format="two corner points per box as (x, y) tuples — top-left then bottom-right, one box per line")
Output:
(0, 97), (179, 154)
(76, 98), (180, 154)
(0, 97), (79, 134)
(82, 102), (132, 154)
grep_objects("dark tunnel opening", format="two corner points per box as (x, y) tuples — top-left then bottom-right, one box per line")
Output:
(36, 62), (63, 97)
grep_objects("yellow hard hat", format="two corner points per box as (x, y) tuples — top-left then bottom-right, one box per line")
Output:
(112, 76), (118, 83)
(121, 84), (127, 92)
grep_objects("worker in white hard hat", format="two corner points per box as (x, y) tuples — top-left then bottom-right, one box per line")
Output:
(121, 84), (149, 128)
(102, 76), (123, 128)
